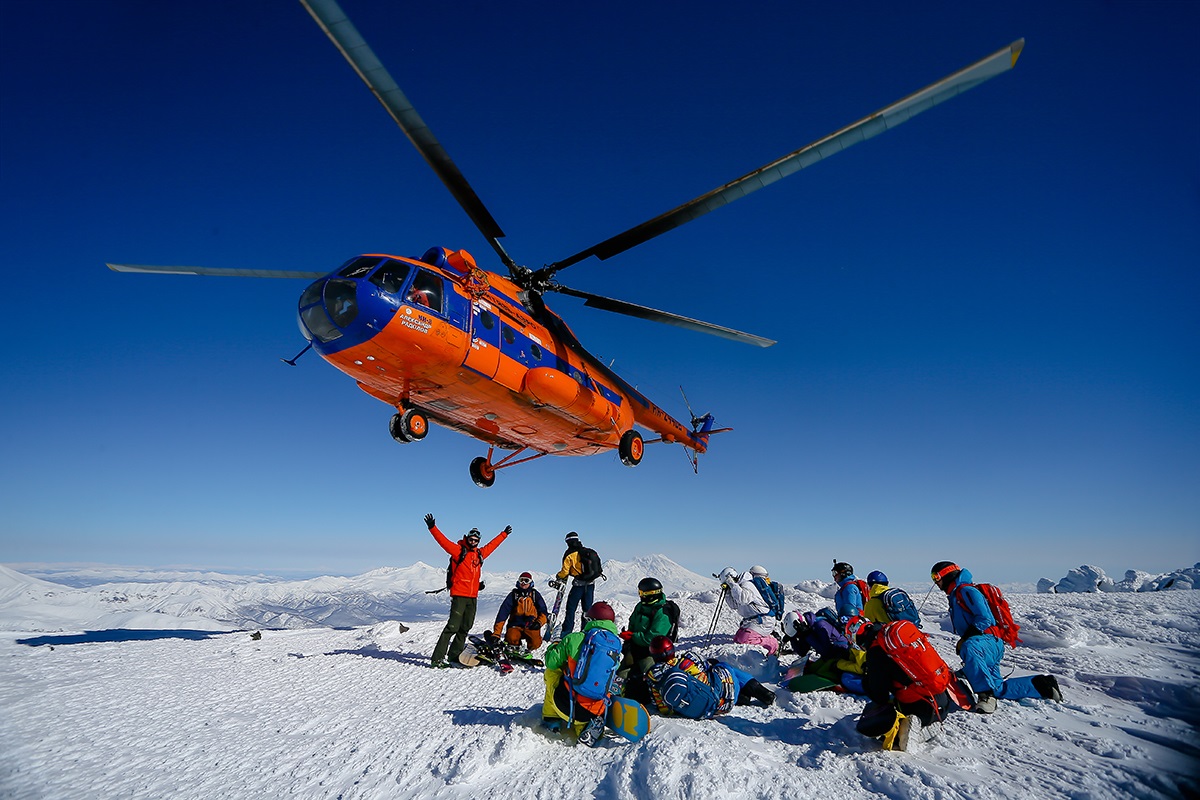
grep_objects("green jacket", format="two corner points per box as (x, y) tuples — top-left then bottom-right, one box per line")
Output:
(627, 597), (673, 648)
(545, 618), (620, 672)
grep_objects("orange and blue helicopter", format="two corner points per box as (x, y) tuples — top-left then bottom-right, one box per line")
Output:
(109, 0), (1023, 487)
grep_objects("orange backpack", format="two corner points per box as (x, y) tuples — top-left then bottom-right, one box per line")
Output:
(955, 583), (1022, 648)
(876, 620), (953, 704)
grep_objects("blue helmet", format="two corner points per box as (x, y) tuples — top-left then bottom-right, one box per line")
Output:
(867, 570), (888, 586)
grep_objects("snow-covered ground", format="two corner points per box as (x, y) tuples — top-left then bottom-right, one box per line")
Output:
(1, 559), (1197, 799)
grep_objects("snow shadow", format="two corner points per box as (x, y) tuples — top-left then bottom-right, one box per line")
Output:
(320, 645), (430, 667)
(444, 705), (529, 728)
(16, 629), (232, 647)
(1076, 672), (1200, 726)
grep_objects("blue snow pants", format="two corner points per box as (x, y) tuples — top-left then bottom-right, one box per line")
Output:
(960, 633), (1040, 700)
(560, 581), (595, 637)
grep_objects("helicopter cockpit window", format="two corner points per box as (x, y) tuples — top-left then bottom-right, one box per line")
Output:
(369, 260), (411, 295)
(338, 256), (381, 279)
(324, 278), (359, 328)
(300, 279), (325, 309)
(407, 269), (443, 313)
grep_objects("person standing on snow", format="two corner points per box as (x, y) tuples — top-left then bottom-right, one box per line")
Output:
(491, 572), (548, 651)
(832, 560), (868, 621)
(715, 566), (779, 655)
(553, 531), (602, 637)
(424, 513), (510, 668)
(931, 561), (1064, 713)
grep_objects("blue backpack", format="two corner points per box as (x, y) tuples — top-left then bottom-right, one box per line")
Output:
(649, 662), (720, 719)
(751, 576), (785, 620)
(881, 587), (921, 628)
(570, 627), (623, 700)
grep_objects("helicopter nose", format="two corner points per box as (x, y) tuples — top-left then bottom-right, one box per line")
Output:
(298, 277), (360, 343)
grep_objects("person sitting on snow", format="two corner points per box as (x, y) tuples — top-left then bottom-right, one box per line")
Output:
(542, 601), (621, 745)
(617, 577), (675, 707)
(491, 572), (548, 651)
(644, 635), (774, 718)
(716, 566), (779, 655)
(781, 609), (865, 692)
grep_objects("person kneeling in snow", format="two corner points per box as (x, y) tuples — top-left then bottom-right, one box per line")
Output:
(845, 616), (973, 752)
(644, 635), (775, 718)
(491, 572), (548, 651)
(932, 561), (1063, 713)
(716, 567), (779, 655)
(541, 601), (622, 745)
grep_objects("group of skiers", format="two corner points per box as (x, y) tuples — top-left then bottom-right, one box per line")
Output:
(423, 516), (1064, 751)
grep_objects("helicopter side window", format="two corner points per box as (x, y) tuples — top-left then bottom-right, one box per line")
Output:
(408, 269), (443, 313)
(369, 260), (411, 295)
(338, 256), (381, 279)
(530, 343), (543, 361)
(479, 309), (495, 329)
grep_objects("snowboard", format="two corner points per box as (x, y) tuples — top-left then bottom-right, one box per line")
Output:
(605, 696), (651, 743)
(786, 673), (841, 693)
(542, 582), (567, 645)
(468, 634), (544, 670)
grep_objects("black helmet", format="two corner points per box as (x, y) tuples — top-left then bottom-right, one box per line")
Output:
(931, 561), (961, 591)
(638, 577), (663, 599)
(832, 560), (853, 579)
(649, 635), (675, 662)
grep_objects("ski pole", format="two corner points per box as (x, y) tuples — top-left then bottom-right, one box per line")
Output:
(706, 584), (728, 645)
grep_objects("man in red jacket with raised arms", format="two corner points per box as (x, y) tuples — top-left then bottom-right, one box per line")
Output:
(425, 513), (511, 668)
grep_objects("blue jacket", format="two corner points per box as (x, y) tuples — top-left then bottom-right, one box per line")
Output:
(945, 568), (996, 637)
(834, 575), (865, 620)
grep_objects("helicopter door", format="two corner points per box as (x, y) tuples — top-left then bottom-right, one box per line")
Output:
(463, 304), (501, 379)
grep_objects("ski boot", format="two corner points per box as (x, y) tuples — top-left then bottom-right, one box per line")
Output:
(577, 716), (606, 747)
(1032, 674), (1063, 701)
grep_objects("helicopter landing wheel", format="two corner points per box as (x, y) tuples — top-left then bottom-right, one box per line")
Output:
(390, 408), (428, 443)
(469, 456), (496, 488)
(389, 412), (411, 443)
(400, 407), (428, 441)
(618, 430), (644, 467)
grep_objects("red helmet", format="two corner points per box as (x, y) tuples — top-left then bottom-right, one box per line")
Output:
(586, 601), (615, 622)
(649, 635), (675, 661)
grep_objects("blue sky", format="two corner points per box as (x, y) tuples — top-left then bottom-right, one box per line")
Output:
(1, 1), (1196, 585)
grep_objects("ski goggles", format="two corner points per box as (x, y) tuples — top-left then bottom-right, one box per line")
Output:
(931, 563), (960, 585)
(517, 577), (532, 586)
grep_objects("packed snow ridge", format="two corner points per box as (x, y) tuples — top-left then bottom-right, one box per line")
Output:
(1037, 563), (1199, 593)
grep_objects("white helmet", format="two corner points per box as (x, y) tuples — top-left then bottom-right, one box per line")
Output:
(749, 565), (768, 577)
(717, 567), (738, 585)
(782, 610), (802, 638)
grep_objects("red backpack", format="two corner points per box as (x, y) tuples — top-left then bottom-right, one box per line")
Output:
(955, 583), (1022, 648)
(876, 620), (953, 704)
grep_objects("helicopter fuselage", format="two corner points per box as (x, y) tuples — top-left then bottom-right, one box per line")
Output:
(302, 247), (706, 463)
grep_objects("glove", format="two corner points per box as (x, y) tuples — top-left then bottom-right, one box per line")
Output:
(423, 513), (435, 530)
(619, 631), (633, 641)
(487, 628), (502, 641)
(503, 525), (512, 535)
(548, 579), (563, 590)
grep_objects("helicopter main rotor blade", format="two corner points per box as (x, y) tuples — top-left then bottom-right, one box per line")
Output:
(299, 0), (516, 271)
(107, 263), (329, 279)
(552, 286), (776, 348)
(542, 39), (1025, 277)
